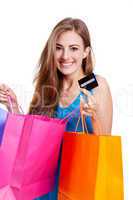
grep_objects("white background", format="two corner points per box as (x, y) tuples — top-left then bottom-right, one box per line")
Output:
(0, 0), (132, 199)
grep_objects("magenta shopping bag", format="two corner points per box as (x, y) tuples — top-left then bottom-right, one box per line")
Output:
(0, 111), (66, 200)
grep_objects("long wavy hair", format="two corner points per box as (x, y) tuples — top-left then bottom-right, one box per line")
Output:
(29, 17), (94, 116)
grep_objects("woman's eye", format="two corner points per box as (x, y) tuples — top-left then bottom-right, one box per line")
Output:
(56, 46), (62, 50)
(71, 47), (78, 51)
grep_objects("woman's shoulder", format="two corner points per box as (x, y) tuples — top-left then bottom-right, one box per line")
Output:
(95, 74), (110, 88)
(96, 74), (108, 86)
(93, 74), (111, 95)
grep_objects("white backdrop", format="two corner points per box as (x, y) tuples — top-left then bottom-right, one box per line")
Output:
(0, 0), (132, 199)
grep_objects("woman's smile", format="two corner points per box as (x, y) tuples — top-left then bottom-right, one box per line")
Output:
(60, 62), (74, 67)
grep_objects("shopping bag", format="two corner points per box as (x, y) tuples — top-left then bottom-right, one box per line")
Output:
(0, 107), (8, 144)
(58, 132), (124, 200)
(0, 105), (66, 200)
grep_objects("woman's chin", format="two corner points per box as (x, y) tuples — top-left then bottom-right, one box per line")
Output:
(58, 67), (78, 76)
(60, 70), (76, 76)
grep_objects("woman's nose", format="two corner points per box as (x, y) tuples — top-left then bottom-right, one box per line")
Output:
(61, 49), (70, 60)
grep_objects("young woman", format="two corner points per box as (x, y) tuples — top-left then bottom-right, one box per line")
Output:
(0, 17), (113, 199)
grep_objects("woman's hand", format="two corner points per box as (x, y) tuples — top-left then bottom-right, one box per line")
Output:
(80, 88), (104, 135)
(0, 84), (20, 113)
(80, 88), (97, 119)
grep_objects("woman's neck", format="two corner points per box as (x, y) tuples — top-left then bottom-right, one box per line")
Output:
(59, 70), (85, 107)
(62, 70), (85, 91)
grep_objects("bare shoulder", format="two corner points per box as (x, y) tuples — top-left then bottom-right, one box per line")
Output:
(96, 74), (109, 88)
(93, 75), (113, 134)
(93, 74), (111, 94)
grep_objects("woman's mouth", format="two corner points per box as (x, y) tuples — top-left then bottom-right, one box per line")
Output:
(60, 62), (74, 67)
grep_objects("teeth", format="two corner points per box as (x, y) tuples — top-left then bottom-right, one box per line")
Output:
(61, 63), (73, 66)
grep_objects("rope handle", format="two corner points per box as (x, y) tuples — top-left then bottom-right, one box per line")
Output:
(7, 95), (24, 114)
(60, 103), (89, 134)
(60, 106), (80, 123)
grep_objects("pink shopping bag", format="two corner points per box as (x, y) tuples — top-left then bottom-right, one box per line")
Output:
(0, 110), (66, 200)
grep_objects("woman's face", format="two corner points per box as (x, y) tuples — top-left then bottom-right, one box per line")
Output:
(55, 30), (89, 76)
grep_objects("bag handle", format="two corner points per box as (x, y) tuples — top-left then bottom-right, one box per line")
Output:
(60, 102), (103, 134)
(74, 104), (91, 134)
(60, 106), (80, 123)
(7, 95), (14, 113)
(60, 105), (89, 134)
(7, 95), (24, 114)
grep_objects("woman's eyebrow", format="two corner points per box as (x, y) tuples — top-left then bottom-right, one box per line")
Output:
(56, 43), (62, 46)
(56, 43), (80, 47)
(69, 44), (80, 47)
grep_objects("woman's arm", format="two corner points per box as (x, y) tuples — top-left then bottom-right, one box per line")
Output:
(93, 75), (113, 134)
(80, 75), (113, 135)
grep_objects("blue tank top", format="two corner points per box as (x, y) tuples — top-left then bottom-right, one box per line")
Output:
(35, 92), (94, 200)
(55, 92), (93, 133)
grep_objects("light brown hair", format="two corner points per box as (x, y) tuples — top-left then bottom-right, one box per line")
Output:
(29, 17), (94, 116)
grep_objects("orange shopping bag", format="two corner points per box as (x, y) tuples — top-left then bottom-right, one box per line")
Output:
(58, 112), (124, 200)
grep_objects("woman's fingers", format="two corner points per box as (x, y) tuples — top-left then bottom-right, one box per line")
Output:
(80, 88), (96, 107)
(0, 92), (8, 101)
(0, 84), (17, 101)
(81, 109), (97, 119)
(80, 92), (96, 110)
(0, 83), (10, 92)
(0, 84), (20, 113)
(0, 95), (9, 109)
(0, 90), (7, 95)
(80, 90), (97, 119)
(80, 88), (93, 99)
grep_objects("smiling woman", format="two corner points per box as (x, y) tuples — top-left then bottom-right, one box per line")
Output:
(55, 31), (90, 76)
(0, 17), (113, 200)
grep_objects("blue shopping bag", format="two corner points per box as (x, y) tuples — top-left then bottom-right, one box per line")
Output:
(0, 107), (8, 144)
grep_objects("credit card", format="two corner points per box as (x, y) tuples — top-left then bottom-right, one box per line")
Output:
(78, 73), (98, 91)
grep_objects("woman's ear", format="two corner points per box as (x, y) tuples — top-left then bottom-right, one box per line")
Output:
(83, 46), (91, 59)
